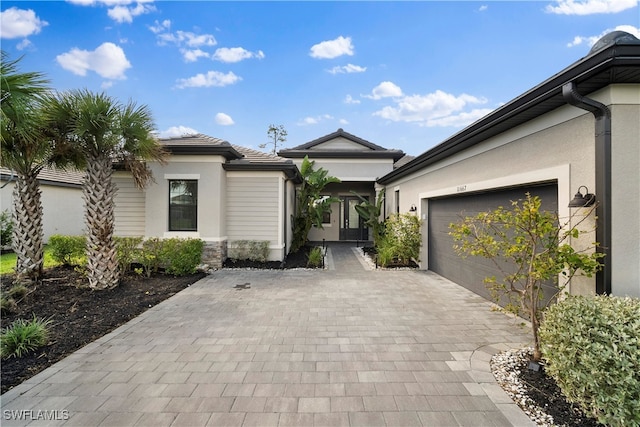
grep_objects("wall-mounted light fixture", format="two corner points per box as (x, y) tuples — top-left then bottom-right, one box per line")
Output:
(568, 186), (596, 208)
(409, 204), (417, 212)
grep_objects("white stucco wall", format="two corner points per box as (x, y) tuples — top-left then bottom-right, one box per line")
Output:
(609, 86), (640, 297)
(144, 155), (227, 247)
(1, 180), (84, 242)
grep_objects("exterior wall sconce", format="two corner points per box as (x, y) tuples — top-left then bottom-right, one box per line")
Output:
(568, 186), (596, 207)
(409, 204), (417, 212)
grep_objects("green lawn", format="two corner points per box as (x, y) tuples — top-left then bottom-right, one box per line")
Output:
(1, 248), (61, 275)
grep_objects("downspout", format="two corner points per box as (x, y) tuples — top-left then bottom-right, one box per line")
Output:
(562, 81), (611, 295)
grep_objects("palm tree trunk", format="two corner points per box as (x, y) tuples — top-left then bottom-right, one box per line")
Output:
(83, 153), (119, 290)
(12, 171), (44, 281)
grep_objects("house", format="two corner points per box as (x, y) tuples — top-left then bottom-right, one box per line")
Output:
(376, 31), (640, 298)
(1, 167), (84, 242)
(279, 128), (405, 242)
(112, 134), (301, 267)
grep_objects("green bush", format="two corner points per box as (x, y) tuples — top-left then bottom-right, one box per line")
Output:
(48, 235), (86, 266)
(114, 236), (143, 274)
(161, 238), (204, 276)
(306, 246), (323, 268)
(376, 213), (421, 267)
(140, 237), (164, 277)
(1, 315), (52, 358)
(1, 210), (14, 247)
(229, 240), (269, 262)
(539, 295), (640, 427)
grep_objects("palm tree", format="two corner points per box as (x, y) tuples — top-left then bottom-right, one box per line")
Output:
(45, 89), (165, 290)
(0, 52), (50, 281)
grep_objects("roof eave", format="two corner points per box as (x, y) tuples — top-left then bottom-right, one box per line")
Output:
(377, 42), (640, 185)
(279, 150), (405, 161)
(222, 162), (302, 183)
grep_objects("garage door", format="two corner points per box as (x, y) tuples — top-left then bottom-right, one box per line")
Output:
(428, 184), (558, 308)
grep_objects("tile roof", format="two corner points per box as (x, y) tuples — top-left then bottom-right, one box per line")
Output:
(1, 167), (83, 186)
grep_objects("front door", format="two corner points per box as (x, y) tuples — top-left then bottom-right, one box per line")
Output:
(339, 196), (368, 240)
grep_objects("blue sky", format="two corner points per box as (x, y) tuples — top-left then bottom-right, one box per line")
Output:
(1, 1), (638, 156)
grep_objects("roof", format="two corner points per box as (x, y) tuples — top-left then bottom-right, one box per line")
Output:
(378, 31), (640, 185)
(224, 145), (302, 183)
(159, 133), (243, 159)
(278, 128), (405, 161)
(1, 166), (83, 188)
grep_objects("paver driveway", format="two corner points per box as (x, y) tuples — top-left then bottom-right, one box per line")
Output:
(1, 244), (535, 426)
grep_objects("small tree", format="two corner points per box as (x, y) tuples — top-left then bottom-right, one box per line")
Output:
(352, 189), (386, 247)
(260, 124), (287, 155)
(449, 193), (603, 361)
(290, 156), (340, 252)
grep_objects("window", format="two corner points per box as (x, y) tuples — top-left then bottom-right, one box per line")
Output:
(169, 180), (197, 231)
(395, 190), (400, 214)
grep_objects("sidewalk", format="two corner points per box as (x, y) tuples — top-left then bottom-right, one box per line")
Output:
(1, 244), (535, 426)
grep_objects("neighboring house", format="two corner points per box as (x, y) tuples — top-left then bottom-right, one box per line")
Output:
(279, 128), (405, 242)
(1, 167), (84, 242)
(113, 134), (301, 267)
(377, 31), (640, 298)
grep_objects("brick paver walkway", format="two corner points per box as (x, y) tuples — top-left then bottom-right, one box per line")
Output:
(1, 244), (535, 426)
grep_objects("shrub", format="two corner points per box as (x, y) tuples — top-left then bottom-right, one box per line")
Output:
(140, 238), (164, 277)
(229, 240), (269, 262)
(161, 238), (204, 276)
(114, 236), (143, 275)
(306, 246), (323, 268)
(539, 295), (640, 427)
(0, 295), (17, 314)
(1, 210), (14, 247)
(48, 235), (86, 266)
(376, 213), (421, 267)
(1, 315), (53, 358)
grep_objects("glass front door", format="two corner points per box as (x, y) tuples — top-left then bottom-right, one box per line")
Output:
(339, 196), (368, 240)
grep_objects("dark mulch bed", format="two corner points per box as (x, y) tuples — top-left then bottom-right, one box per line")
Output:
(1, 267), (206, 394)
(223, 245), (313, 269)
(519, 363), (604, 426)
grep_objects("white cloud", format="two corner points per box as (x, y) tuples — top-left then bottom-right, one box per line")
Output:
(158, 30), (217, 48)
(297, 114), (334, 126)
(69, 0), (155, 23)
(149, 19), (170, 34)
(56, 42), (131, 79)
(0, 7), (48, 39)
(344, 94), (361, 105)
(17, 39), (33, 51)
(215, 112), (234, 125)
(328, 63), (366, 74)
(363, 81), (403, 100)
(182, 49), (210, 62)
(567, 25), (640, 47)
(310, 36), (354, 59)
(479, 5), (489, 12)
(176, 70), (242, 88)
(339, 118), (349, 125)
(373, 89), (492, 128)
(158, 125), (199, 138)
(545, 0), (637, 15)
(212, 47), (265, 63)
(107, 2), (155, 24)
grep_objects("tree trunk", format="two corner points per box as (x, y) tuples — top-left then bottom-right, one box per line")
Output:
(83, 154), (119, 290)
(11, 172), (44, 281)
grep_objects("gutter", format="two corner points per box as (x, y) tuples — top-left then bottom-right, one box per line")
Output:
(562, 81), (611, 295)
